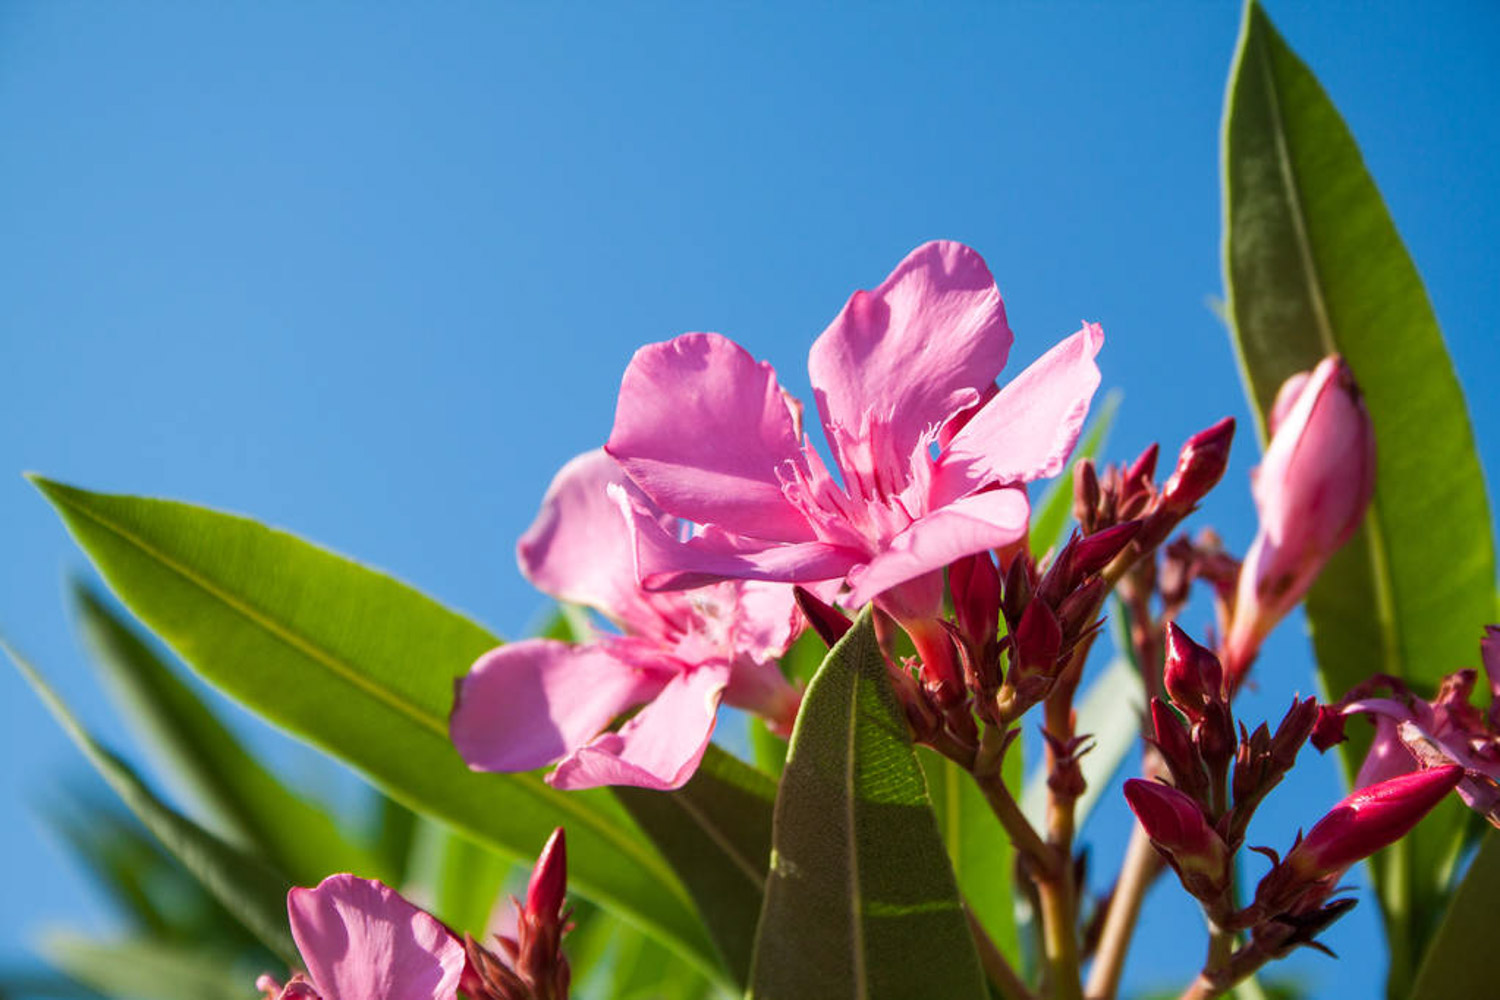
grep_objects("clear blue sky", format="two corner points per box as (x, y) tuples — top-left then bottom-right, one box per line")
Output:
(2, 2), (1496, 996)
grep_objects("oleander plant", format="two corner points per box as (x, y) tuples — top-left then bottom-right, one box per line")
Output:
(6, 5), (1496, 1000)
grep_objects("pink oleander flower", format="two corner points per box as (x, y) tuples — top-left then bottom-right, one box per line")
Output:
(450, 449), (802, 791)
(256, 875), (465, 1000)
(1223, 356), (1376, 685)
(1314, 627), (1500, 827)
(606, 240), (1102, 688)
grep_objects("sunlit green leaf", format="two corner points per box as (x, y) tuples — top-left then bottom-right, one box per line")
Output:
(42, 936), (248, 1000)
(30, 479), (714, 975)
(1407, 831), (1500, 1000)
(1222, 4), (1493, 988)
(747, 609), (987, 1000)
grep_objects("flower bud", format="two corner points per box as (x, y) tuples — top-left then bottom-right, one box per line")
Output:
(950, 553), (1001, 652)
(1124, 778), (1229, 895)
(794, 586), (852, 648)
(1073, 458), (1101, 532)
(1286, 764), (1462, 881)
(1011, 599), (1062, 679)
(1150, 698), (1207, 802)
(1072, 520), (1143, 579)
(1224, 357), (1376, 686)
(1159, 417), (1236, 516)
(1163, 622), (1225, 721)
(525, 828), (568, 921)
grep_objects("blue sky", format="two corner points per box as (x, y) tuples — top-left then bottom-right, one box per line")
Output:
(2, 2), (1496, 996)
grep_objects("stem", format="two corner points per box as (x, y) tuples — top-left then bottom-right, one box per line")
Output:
(970, 734), (1053, 870)
(965, 903), (1037, 1000)
(1084, 822), (1162, 1000)
(1038, 872), (1084, 1000)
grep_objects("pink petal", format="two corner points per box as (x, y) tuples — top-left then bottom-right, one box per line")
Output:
(548, 663), (732, 790)
(517, 449), (671, 637)
(1268, 370), (1312, 436)
(728, 580), (803, 663)
(844, 488), (1031, 607)
(808, 241), (1011, 476)
(287, 875), (465, 1000)
(607, 332), (816, 541)
(931, 323), (1104, 508)
(618, 488), (864, 591)
(450, 639), (671, 773)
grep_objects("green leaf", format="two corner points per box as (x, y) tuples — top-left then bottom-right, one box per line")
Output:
(1221, 4), (1493, 988)
(42, 936), (249, 1000)
(1029, 388), (1121, 558)
(918, 746), (1021, 961)
(5, 642), (298, 964)
(431, 827), (514, 935)
(615, 745), (776, 989)
(1020, 656), (1144, 832)
(72, 582), (383, 886)
(1407, 831), (1500, 1000)
(747, 716), (788, 778)
(29, 479), (713, 975)
(747, 609), (987, 1000)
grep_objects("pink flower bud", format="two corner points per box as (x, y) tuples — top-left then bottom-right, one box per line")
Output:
(1224, 357), (1376, 686)
(1124, 778), (1229, 891)
(1286, 764), (1461, 880)
(1159, 416), (1236, 516)
(1163, 622), (1224, 721)
(525, 828), (568, 921)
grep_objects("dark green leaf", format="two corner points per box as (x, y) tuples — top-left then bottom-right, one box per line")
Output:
(29, 479), (714, 974)
(5, 642), (297, 963)
(747, 609), (987, 1000)
(1030, 389), (1121, 558)
(1222, 4), (1493, 987)
(73, 582), (383, 885)
(615, 745), (776, 988)
(1406, 830), (1500, 1000)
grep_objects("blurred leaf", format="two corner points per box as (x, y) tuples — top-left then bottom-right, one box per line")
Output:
(1020, 657), (1143, 832)
(42, 936), (248, 1000)
(1222, 4), (1493, 988)
(73, 582), (383, 885)
(1407, 831), (1500, 1000)
(779, 629), (829, 688)
(0, 965), (104, 1000)
(747, 609), (987, 1000)
(43, 798), (176, 938)
(5, 642), (297, 964)
(30, 479), (714, 974)
(918, 746), (1021, 960)
(747, 716), (787, 778)
(570, 912), (723, 1000)
(1029, 388), (1120, 559)
(370, 791), (420, 886)
(616, 746), (776, 989)
(432, 827), (513, 936)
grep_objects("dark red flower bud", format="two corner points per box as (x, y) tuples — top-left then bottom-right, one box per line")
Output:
(1163, 623), (1225, 720)
(1012, 599), (1063, 678)
(1125, 443), (1159, 495)
(1150, 698), (1207, 802)
(794, 586), (852, 648)
(525, 828), (567, 920)
(1073, 520), (1143, 578)
(1271, 697), (1319, 769)
(950, 553), (1001, 652)
(1074, 458), (1101, 532)
(1055, 576), (1108, 643)
(1124, 778), (1229, 895)
(1159, 417), (1236, 516)
(1001, 552), (1036, 630)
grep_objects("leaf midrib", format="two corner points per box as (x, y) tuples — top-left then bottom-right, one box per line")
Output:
(45, 485), (686, 897)
(669, 792), (766, 891)
(1252, 34), (1402, 682)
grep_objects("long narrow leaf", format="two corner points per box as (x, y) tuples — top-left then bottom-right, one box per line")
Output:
(42, 936), (248, 1000)
(5, 642), (297, 964)
(73, 583), (383, 885)
(616, 745), (776, 988)
(29, 479), (713, 974)
(1406, 830), (1500, 1000)
(1221, 4), (1493, 988)
(747, 610), (987, 1000)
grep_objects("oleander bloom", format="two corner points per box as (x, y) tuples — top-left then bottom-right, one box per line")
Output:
(605, 241), (1102, 677)
(450, 450), (802, 791)
(256, 875), (465, 1000)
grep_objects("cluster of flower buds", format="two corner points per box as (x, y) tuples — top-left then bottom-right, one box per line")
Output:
(1314, 626), (1500, 828)
(1128, 624), (1463, 966)
(1221, 356), (1376, 686)
(1128, 626), (1318, 910)
(257, 829), (573, 1000)
(1073, 416), (1236, 558)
